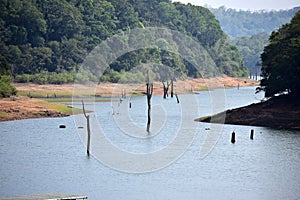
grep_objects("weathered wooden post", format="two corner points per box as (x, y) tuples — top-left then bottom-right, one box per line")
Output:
(231, 131), (236, 143)
(250, 129), (254, 140)
(171, 79), (174, 98)
(82, 100), (91, 156)
(175, 93), (180, 104)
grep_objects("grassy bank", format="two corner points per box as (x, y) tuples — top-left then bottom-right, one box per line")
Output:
(0, 96), (82, 122)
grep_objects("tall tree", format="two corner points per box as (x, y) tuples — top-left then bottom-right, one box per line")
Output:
(259, 11), (300, 97)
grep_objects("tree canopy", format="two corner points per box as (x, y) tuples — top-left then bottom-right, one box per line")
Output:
(0, 0), (248, 84)
(259, 11), (300, 97)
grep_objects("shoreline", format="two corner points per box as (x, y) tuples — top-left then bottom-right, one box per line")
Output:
(0, 96), (82, 122)
(14, 75), (258, 98)
(1, 76), (258, 122)
(196, 94), (300, 130)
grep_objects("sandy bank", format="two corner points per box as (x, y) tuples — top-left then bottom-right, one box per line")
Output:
(0, 96), (77, 122)
(14, 75), (258, 98)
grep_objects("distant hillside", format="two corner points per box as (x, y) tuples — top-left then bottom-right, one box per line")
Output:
(0, 0), (248, 85)
(230, 33), (269, 77)
(209, 6), (300, 37)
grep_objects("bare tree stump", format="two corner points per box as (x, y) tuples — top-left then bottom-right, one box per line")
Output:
(250, 129), (254, 140)
(82, 100), (91, 156)
(231, 131), (236, 143)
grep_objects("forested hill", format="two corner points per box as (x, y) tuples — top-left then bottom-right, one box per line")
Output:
(209, 6), (300, 37)
(0, 0), (248, 84)
(208, 6), (300, 78)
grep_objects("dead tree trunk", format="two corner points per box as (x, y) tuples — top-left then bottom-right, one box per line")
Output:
(162, 81), (170, 99)
(146, 74), (153, 133)
(122, 88), (126, 98)
(146, 83), (153, 132)
(82, 100), (91, 156)
(175, 93), (180, 103)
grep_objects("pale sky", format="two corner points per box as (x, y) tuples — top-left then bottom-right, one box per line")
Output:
(172, 0), (300, 11)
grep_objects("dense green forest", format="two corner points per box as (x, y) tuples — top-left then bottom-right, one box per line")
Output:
(210, 6), (300, 37)
(0, 0), (248, 84)
(258, 11), (300, 97)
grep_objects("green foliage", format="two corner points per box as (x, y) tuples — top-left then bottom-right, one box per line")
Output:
(0, 75), (17, 98)
(208, 39), (248, 77)
(210, 6), (300, 37)
(0, 55), (16, 97)
(111, 2), (247, 77)
(15, 71), (75, 84)
(259, 11), (300, 97)
(230, 33), (269, 75)
(0, 0), (248, 83)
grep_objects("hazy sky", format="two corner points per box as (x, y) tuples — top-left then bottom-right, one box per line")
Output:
(173, 0), (300, 11)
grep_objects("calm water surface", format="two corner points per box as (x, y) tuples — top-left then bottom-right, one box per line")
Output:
(0, 87), (299, 199)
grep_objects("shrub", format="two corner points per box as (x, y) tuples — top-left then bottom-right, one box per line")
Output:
(0, 76), (17, 98)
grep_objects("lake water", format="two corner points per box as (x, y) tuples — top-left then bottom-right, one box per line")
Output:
(0, 87), (300, 199)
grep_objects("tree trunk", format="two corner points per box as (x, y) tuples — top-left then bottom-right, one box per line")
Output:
(147, 96), (151, 132)
(82, 100), (91, 156)
(171, 79), (174, 98)
(175, 93), (180, 103)
(162, 81), (170, 99)
(86, 115), (91, 156)
(146, 82), (153, 133)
